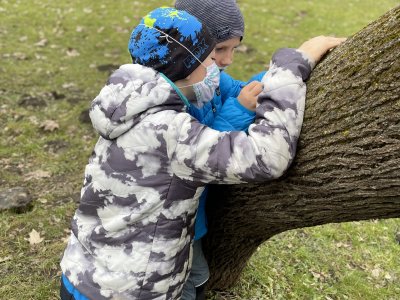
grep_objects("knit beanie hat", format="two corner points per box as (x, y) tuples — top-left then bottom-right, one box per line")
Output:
(175, 0), (244, 43)
(128, 7), (216, 82)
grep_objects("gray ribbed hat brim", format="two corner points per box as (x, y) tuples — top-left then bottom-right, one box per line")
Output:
(175, 0), (245, 43)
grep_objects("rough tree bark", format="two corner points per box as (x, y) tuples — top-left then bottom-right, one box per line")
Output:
(204, 6), (400, 289)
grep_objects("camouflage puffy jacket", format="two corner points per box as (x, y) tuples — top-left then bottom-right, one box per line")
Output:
(60, 48), (314, 299)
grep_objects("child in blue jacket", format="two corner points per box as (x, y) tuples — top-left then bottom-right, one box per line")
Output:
(176, 1), (345, 299)
(174, 1), (269, 299)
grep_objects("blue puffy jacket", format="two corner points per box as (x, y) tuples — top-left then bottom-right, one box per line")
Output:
(189, 70), (266, 240)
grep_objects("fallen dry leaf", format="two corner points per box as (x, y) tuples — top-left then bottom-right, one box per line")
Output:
(26, 229), (44, 245)
(66, 48), (80, 57)
(40, 119), (59, 131)
(28, 116), (39, 125)
(38, 198), (48, 204)
(335, 242), (351, 248)
(384, 273), (392, 281)
(34, 53), (47, 60)
(371, 268), (381, 278)
(13, 52), (27, 60)
(0, 256), (12, 263)
(25, 170), (51, 181)
(35, 38), (48, 47)
(62, 82), (76, 89)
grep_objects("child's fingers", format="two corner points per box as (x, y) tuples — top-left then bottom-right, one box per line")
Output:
(298, 36), (347, 62)
(243, 81), (260, 91)
(248, 81), (264, 95)
(323, 36), (347, 50)
(245, 81), (263, 90)
(330, 37), (347, 48)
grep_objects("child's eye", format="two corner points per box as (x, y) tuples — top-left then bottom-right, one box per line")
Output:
(215, 48), (223, 52)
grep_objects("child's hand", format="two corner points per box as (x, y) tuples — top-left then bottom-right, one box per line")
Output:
(238, 81), (264, 111)
(298, 36), (347, 64)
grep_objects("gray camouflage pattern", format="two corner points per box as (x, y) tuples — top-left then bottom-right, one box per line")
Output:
(60, 48), (314, 299)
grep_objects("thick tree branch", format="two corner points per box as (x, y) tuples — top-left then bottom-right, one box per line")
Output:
(204, 6), (400, 289)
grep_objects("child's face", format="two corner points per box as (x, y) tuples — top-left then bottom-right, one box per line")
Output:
(175, 50), (216, 101)
(214, 37), (241, 69)
(186, 50), (216, 85)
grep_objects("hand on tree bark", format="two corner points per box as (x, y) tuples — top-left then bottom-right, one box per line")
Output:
(298, 35), (347, 64)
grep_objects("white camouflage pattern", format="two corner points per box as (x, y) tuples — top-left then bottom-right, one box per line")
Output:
(60, 48), (314, 299)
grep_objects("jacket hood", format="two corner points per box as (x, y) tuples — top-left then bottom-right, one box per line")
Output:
(89, 64), (185, 140)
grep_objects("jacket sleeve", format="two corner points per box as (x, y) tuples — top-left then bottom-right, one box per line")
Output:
(219, 71), (242, 100)
(212, 71), (267, 131)
(167, 48), (315, 184)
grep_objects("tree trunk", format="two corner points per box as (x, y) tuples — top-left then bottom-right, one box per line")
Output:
(204, 6), (400, 289)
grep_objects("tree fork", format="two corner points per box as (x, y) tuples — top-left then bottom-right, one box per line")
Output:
(204, 6), (400, 289)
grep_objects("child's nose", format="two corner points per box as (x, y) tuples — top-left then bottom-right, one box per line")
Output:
(222, 55), (233, 66)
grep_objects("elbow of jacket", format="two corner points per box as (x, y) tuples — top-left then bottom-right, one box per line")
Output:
(270, 155), (292, 179)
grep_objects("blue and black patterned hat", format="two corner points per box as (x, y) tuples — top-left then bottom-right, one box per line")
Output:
(128, 7), (216, 82)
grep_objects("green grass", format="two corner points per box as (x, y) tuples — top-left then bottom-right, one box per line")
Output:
(220, 219), (400, 299)
(0, 0), (399, 299)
